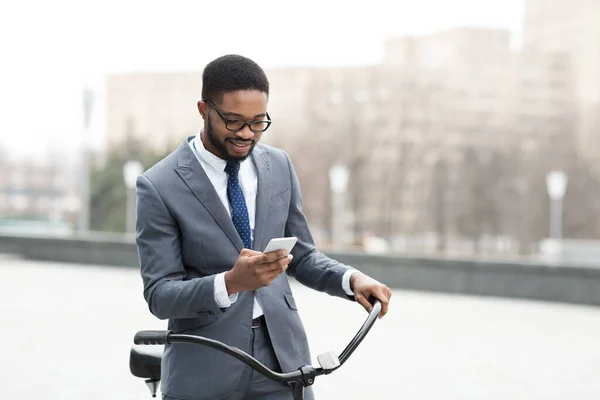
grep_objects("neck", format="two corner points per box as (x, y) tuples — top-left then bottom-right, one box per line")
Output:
(199, 130), (222, 160)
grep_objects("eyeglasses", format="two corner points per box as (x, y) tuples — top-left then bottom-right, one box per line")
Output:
(203, 99), (272, 133)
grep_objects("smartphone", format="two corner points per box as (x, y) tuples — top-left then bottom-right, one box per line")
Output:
(263, 237), (298, 254)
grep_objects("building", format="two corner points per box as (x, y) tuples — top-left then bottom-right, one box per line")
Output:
(103, 26), (581, 252)
(107, 71), (203, 152)
(0, 152), (80, 233)
(523, 0), (600, 160)
(379, 28), (575, 241)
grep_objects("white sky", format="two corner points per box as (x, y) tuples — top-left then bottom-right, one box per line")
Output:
(0, 0), (523, 162)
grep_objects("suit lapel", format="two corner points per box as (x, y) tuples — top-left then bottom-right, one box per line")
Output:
(174, 137), (244, 251)
(251, 145), (271, 252)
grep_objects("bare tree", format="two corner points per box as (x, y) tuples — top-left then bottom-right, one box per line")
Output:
(453, 147), (506, 253)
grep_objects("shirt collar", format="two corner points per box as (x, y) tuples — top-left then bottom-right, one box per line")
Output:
(194, 130), (251, 173)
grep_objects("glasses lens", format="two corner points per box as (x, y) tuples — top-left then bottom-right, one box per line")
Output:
(225, 119), (245, 131)
(250, 121), (270, 132)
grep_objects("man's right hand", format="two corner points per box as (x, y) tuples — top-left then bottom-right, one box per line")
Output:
(224, 248), (292, 295)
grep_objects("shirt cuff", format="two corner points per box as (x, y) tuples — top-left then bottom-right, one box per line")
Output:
(214, 272), (238, 308)
(342, 269), (359, 296)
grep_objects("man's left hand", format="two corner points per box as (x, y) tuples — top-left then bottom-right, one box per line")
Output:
(350, 272), (392, 319)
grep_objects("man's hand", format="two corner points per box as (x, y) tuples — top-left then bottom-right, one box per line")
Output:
(224, 248), (292, 295)
(350, 272), (392, 319)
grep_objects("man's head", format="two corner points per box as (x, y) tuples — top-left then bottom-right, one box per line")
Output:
(198, 54), (271, 162)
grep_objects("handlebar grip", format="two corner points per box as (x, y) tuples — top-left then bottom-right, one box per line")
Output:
(368, 295), (378, 306)
(368, 296), (382, 317)
(134, 330), (171, 345)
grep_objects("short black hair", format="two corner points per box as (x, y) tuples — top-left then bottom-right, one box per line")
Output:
(202, 54), (269, 103)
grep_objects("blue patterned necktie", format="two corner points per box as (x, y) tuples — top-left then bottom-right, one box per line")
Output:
(224, 161), (252, 249)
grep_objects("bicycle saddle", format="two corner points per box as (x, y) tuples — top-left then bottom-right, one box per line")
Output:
(130, 344), (163, 380)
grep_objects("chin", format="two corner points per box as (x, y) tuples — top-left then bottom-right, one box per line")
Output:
(227, 144), (255, 162)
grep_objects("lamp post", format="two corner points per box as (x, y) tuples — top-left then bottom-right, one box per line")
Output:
(123, 160), (143, 235)
(78, 87), (94, 233)
(329, 165), (349, 251)
(545, 170), (568, 240)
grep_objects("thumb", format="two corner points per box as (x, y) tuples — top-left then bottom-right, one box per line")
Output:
(240, 248), (260, 257)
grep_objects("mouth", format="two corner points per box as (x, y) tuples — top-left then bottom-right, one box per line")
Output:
(227, 139), (254, 152)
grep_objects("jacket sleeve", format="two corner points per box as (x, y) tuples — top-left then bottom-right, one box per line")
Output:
(135, 174), (225, 319)
(281, 151), (356, 301)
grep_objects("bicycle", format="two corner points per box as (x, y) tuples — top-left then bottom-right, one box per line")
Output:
(130, 297), (381, 400)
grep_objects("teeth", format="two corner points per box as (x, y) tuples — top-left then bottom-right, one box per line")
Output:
(231, 141), (249, 147)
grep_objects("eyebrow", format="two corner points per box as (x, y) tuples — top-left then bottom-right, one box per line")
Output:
(223, 111), (267, 119)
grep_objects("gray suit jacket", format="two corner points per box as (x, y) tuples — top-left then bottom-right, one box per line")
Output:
(135, 137), (354, 400)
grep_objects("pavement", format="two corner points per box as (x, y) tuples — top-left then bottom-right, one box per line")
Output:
(1, 256), (599, 399)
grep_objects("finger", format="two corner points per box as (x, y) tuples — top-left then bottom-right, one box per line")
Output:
(250, 251), (284, 266)
(375, 287), (391, 318)
(265, 265), (288, 283)
(260, 254), (293, 272)
(268, 259), (290, 275)
(240, 248), (262, 257)
(261, 249), (288, 263)
(354, 293), (372, 313)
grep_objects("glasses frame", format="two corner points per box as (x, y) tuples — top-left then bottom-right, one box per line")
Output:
(203, 98), (272, 133)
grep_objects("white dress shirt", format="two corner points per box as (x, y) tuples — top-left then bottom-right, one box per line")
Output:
(189, 133), (356, 319)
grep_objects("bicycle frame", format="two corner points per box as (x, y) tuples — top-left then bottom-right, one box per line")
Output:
(134, 298), (382, 400)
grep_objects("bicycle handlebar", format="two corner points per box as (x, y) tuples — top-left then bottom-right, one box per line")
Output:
(335, 297), (381, 370)
(134, 330), (170, 345)
(134, 298), (382, 384)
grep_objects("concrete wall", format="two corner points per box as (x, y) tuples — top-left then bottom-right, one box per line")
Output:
(1, 233), (599, 307)
(0, 233), (140, 268)
(329, 252), (600, 306)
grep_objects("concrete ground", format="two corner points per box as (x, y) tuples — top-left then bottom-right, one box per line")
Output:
(1, 255), (599, 399)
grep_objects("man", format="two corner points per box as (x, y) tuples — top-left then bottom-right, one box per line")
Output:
(135, 54), (392, 400)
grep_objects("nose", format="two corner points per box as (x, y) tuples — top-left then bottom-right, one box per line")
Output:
(235, 124), (255, 140)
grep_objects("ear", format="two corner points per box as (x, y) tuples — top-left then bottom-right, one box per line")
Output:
(197, 100), (207, 120)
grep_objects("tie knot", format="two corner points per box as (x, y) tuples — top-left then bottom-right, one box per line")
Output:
(224, 161), (241, 177)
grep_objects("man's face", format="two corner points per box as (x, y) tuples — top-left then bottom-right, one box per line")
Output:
(199, 90), (269, 162)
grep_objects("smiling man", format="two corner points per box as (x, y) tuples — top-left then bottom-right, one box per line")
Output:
(201, 95), (267, 160)
(135, 54), (392, 400)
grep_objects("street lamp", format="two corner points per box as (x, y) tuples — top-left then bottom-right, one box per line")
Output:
(78, 87), (94, 233)
(123, 160), (143, 235)
(546, 170), (568, 240)
(329, 165), (349, 251)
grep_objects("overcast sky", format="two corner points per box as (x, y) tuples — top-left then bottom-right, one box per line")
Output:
(0, 0), (524, 162)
